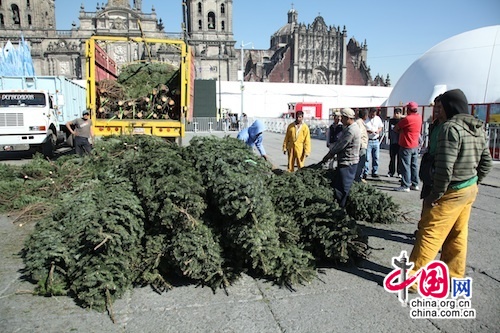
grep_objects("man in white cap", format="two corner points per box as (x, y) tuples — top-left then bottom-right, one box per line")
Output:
(321, 108), (361, 207)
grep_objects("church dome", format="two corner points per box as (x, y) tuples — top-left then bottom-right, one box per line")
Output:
(385, 25), (500, 106)
(270, 7), (299, 49)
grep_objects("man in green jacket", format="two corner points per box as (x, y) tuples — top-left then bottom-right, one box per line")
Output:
(409, 89), (492, 285)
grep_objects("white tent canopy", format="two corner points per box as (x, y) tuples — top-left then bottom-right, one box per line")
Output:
(219, 81), (392, 119)
(385, 25), (500, 106)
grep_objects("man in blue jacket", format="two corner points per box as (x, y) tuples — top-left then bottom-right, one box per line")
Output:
(237, 119), (268, 161)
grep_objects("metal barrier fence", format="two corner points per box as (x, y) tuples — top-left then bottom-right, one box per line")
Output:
(487, 124), (500, 160)
(186, 117), (500, 161)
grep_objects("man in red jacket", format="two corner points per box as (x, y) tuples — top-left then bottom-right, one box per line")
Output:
(394, 102), (422, 192)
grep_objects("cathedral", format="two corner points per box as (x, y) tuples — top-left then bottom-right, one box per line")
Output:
(0, 0), (389, 86)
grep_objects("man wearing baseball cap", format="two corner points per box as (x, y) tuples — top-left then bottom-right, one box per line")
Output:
(394, 102), (422, 192)
(321, 108), (361, 207)
(66, 109), (94, 156)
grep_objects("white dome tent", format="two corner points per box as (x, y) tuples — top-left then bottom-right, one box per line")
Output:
(385, 25), (500, 108)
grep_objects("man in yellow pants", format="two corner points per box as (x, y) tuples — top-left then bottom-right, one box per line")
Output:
(409, 89), (492, 288)
(283, 111), (311, 172)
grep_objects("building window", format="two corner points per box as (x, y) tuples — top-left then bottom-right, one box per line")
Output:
(207, 12), (215, 30)
(27, 0), (30, 7)
(197, 2), (202, 14)
(28, 14), (31, 25)
(221, 4), (225, 15)
(0, 14), (4, 26)
(11, 4), (20, 24)
(221, 21), (225, 31)
(198, 19), (202, 30)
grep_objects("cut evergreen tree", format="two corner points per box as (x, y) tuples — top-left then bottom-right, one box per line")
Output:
(268, 168), (368, 264)
(346, 182), (401, 224)
(183, 136), (316, 287)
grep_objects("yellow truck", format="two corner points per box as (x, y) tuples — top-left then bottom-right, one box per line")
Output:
(85, 36), (194, 144)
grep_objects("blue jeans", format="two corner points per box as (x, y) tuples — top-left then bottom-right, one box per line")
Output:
(399, 147), (419, 188)
(364, 139), (380, 176)
(355, 148), (367, 181)
(333, 164), (358, 207)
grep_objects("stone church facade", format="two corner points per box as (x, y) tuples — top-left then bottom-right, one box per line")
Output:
(0, 0), (389, 86)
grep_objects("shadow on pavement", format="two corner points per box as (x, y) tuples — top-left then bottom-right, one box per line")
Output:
(360, 225), (415, 245)
(317, 259), (392, 286)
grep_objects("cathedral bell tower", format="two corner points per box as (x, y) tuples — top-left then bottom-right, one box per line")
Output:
(183, 0), (237, 81)
(0, 0), (56, 30)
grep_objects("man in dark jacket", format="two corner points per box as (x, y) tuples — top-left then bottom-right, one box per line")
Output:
(409, 89), (492, 286)
(321, 108), (360, 207)
(388, 108), (402, 177)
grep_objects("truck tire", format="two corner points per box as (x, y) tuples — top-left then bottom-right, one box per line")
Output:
(42, 130), (57, 158)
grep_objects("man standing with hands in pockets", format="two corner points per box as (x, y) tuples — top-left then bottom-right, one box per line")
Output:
(364, 108), (384, 178)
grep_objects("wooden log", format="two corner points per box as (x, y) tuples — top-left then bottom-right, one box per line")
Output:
(159, 84), (169, 93)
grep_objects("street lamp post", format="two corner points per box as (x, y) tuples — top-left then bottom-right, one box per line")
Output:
(239, 41), (253, 130)
(218, 43), (224, 127)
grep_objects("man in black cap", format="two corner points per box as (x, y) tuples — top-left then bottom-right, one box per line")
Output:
(66, 109), (94, 156)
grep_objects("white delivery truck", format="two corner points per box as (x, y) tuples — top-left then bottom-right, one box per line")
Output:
(0, 76), (86, 157)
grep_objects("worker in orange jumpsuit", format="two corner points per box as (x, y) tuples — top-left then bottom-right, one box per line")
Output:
(282, 111), (311, 172)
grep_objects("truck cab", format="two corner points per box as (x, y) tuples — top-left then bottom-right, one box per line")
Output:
(0, 90), (59, 155)
(0, 76), (86, 157)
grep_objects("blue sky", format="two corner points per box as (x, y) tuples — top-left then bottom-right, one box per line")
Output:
(56, 1), (500, 84)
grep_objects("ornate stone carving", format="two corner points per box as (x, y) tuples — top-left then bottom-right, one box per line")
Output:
(108, 0), (129, 8)
(59, 61), (70, 75)
(112, 44), (127, 65)
(112, 17), (128, 30)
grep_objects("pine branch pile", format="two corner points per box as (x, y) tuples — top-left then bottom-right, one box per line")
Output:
(0, 154), (91, 221)
(24, 177), (145, 312)
(268, 168), (368, 264)
(345, 182), (401, 224)
(1, 135), (403, 313)
(183, 136), (316, 287)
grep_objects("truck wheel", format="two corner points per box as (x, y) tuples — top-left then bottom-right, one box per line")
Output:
(42, 130), (57, 158)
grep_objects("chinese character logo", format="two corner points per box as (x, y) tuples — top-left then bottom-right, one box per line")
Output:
(384, 251), (453, 306)
(452, 278), (472, 298)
